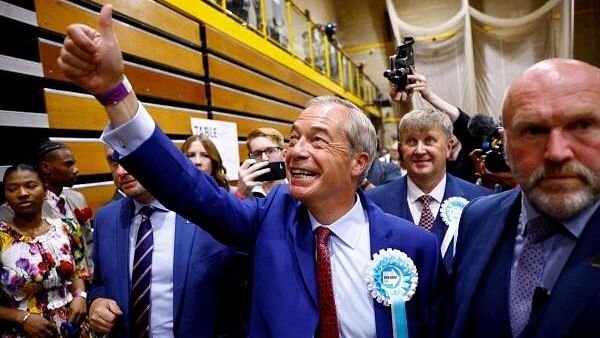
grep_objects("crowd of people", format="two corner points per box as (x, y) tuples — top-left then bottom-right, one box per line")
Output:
(0, 4), (598, 338)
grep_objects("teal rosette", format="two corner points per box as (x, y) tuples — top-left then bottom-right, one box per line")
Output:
(440, 196), (469, 229)
(366, 248), (418, 306)
(366, 249), (418, 338)
(439, 197), (469, 257)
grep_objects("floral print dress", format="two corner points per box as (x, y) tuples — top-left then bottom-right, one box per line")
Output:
(0, 217), (90, 337)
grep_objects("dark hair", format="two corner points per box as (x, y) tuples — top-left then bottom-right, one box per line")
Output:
(181, 135), (230, 191)
(467, 114), (497, 139)
(3, 163), (44, 184)
(36, 140), (67, 162)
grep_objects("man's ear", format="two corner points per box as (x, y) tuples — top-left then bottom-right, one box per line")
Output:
(39, 160), (50, 176)
(351, 152), (370, 180)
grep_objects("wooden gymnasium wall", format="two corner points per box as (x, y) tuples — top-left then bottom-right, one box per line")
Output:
(0, 0), (337, 214)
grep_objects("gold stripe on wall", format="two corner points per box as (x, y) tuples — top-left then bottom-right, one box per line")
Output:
(35, 0), (203, 76)
(93, 0), (201, 46)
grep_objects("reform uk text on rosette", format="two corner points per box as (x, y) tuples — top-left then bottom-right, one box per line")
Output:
(366, 248), (418, 338)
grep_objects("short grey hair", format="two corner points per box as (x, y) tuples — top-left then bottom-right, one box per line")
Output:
(307, 96), (377, 184)
(398, 109), (453, 141)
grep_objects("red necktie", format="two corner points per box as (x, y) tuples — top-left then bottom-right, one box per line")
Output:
(315, 226), (339, 338)
(418, 194), (434, 231)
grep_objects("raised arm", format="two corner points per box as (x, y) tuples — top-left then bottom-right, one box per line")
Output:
(405, 72), (460, 122)
(57, 4), (261, 249)
(57, 4), (137, 127)
(389, 70), (460, 122)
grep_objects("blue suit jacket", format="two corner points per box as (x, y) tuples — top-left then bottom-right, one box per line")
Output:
(366, 174), (490, 271)
(118, 127), (445, 338)
(367, 160), (403, 186)
(90, 197), (249, 338)
(448, 190), (600, 338)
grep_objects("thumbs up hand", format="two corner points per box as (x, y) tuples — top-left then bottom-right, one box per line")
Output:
(58, 4), (124, 95)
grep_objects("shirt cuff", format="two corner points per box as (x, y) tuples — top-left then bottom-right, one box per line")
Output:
(101, 102), (155, 156)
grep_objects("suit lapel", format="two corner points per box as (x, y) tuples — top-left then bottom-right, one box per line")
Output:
(365, 194), (395, 338)
(118, 198), (135, 313)
(172, 216), (195, 324)
(292, 203), (318, 308)
(393, 177), (413, 223)
(457, 191), (521, 322)
(528, 207), (600, 337)
(64, 190), (81, 211)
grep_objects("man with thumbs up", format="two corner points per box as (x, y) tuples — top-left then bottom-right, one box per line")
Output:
(58, 5), (445, 338)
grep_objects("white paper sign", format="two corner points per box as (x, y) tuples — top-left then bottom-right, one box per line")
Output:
(190, 118), (240, 180)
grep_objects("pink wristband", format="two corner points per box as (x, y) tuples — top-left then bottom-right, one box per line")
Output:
(95, 77), (132, 106)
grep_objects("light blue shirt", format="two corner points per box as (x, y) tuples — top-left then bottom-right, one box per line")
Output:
(512, 196), (599, 293)
(308, 195), (376, 338)
(131, 199), (176, 338)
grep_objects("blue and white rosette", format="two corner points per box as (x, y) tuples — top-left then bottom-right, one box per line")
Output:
(440, 196), (469, 258)
(366, 249), (418, 338)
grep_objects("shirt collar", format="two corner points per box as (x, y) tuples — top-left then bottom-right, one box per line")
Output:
(406, 174), (447, 203)
(308, 194), (367, 249)
(133, 198), (167, 215)
(46, 190), (64, 202)
(521, 194), (599, 239)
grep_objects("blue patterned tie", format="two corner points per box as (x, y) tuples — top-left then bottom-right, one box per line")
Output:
(509, 217), (560, 337)
(131, 206), (156, 338)
(56, 197), (67, 216)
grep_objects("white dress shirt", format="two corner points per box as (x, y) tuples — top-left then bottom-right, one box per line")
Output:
(406, 175), (446, 224)
(308, 195), (376, 338)
(130, 199), (176, 338)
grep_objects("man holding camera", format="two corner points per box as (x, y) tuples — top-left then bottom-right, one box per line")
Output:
(236, 127), (287, 199)
(367, 109), (490, 272)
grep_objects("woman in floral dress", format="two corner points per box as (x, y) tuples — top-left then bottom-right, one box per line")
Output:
(0, 164), (90, 337)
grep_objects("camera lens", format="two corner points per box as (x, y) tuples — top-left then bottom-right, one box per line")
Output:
(484, 151), (510, 173)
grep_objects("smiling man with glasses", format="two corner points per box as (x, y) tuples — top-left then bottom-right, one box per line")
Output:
(237, 127), (287, 198)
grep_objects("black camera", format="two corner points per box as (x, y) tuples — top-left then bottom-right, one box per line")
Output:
(482, 130), (510, 173)
(383, 37), (415, 90)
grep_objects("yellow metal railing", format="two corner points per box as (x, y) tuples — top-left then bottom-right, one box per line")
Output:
(201, 0), (380, 108)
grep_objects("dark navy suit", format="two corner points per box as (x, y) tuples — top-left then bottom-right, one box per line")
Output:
(448, 190), (600, 338)
(117, 127), (445, 338)
(90, 197), (249, 337)
(367, 159), (403, 186)
(366, 174), (490, 271)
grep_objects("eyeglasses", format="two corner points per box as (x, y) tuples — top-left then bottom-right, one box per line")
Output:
(248, 147), (282, 160)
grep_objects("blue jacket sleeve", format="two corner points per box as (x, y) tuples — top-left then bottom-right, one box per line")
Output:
(119, 127), (263, 251)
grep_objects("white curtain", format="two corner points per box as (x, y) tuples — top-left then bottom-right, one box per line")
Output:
(386, 0), (573, 118)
